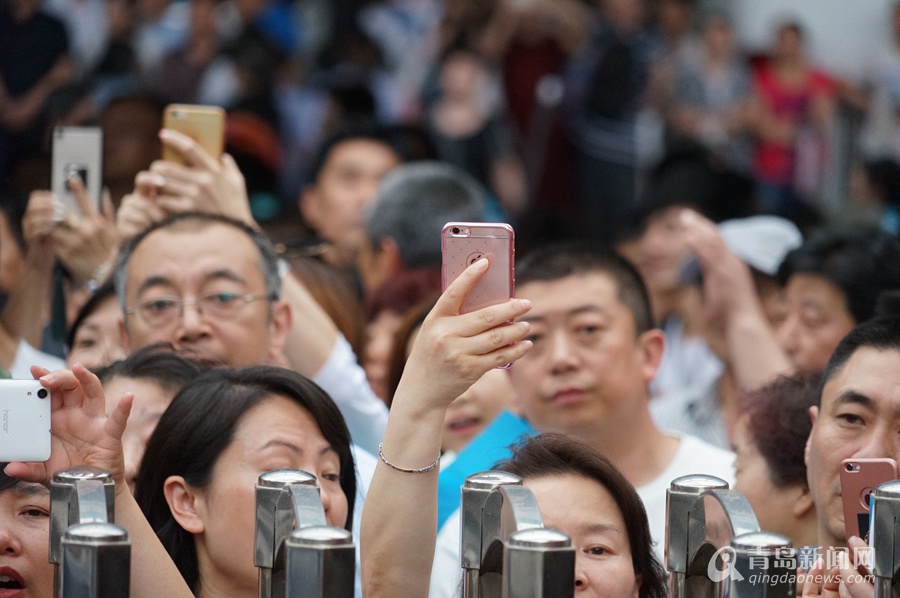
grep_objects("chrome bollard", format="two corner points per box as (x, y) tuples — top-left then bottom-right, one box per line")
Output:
(254, 468), (354, 598)
(50, 467), (127, 598)
(285, 526), (355, 598)
(504, 528), (574, 598)
(461, 471), (575, 598)
(728, 532), (794, 598)
(60, 522), (130, 597)
(870, 480), (900, 597)
(461, 471), (524, 598)
(255, 469), (323, 598)
(666, 475), (760, 598)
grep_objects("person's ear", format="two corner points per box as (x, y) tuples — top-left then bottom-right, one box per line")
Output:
(637, 329), (665, 384)
(792, 484), (815, 519)
(266, 300), (292, 365)
(299, 187), (321, 231)
(804, 406), (819, 467)
(163, 475), (206, 534)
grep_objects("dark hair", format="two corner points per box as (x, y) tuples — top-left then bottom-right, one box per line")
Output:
(113, 212), (282, 314)
(95, 343), (206, 394)
(862, 158), (900, 207)
(516, 243), (655, 334)
(66, 280), (118, 351)
(493, 434), (667, 598)
(134, 366), (356, 591)
(777, 224), (900, 324)
(820, 317), (900, 391)
(742, 371), (822, 487)
(307, 121), (407, 184)
(0, 465), (16, 492)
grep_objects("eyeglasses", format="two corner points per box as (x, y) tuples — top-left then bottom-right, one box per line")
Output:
(124, 291), (275, 326)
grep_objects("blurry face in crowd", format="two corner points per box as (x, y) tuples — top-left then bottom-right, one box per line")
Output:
(170, 395), (348, 597)
(300, 139), (401, 267)
(526, 474), (641, 597)
(0, 481), (53, 598)
(442, 368), (514, 454)
(732, 417), (809, 541)
(510, 273), (661, 440)
(101, 100), (161, 198)
(618, 207), (692, 302)
(776, 274), (855, 372)
(67, 295), (128, 370)
(805, 347), (900, 548)
(123, 222), (290, 367)
(363, 309), (405, 404)
(103, 376), (175, 493)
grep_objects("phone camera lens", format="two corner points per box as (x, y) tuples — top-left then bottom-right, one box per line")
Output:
(452, 227), (460, 235)
(37, 388), (48, 399)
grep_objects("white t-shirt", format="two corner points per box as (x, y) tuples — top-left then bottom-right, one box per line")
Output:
(11, 340), (65, 379)
(428, 434), (735, 598)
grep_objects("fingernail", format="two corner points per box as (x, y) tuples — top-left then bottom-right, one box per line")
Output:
(40, 374), (55, 384)
(681, 210), (697, 224)
(519, 299), (532, 310)
(475, 257), (489, 270)
(150, 174), (166, 187)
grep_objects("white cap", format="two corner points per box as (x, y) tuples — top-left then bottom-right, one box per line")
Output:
(718, 216), (803, 276)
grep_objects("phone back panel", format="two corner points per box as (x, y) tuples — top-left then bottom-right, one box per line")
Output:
(51, 127), (103, 216)
(162, 104), (226, 164)
(0, 380), (51, 462)
(841, 457), (898, 540)
(442, 223), (514, 315)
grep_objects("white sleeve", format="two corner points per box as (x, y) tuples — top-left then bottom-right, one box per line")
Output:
(429, 510), (463, 598)
(313, 334), (388, 455)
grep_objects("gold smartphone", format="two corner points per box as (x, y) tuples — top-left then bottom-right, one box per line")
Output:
(162, 104), (226, 164)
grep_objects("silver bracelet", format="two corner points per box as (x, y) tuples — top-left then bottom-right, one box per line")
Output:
(378, 443), (440, 474)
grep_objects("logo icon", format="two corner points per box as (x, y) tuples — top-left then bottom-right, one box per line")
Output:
(708, 546), (744, 582)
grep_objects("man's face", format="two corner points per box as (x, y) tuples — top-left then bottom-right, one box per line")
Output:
(300, 140), (401, 266)
(806, 347), (900, 547)
(618, 206), (692, 301)
(776, 274), (856, 372)
(123, 223), (289, 367)
(509, 272), (661, 439)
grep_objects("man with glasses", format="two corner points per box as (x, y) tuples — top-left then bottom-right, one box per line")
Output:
(113, 210), (388, 453)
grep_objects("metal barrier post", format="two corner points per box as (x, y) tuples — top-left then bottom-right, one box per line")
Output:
(285, 526), (355, 598)
(49, 467), (128, 598)
(729, 532), (794, 598)
(665, 475), (760, 598)
(60, 522), (131, 598)
(503, 528), (574, 598)
(254, 469), (323, 598)
(461, 472), (523, 598)
(870, 480), (900, 597)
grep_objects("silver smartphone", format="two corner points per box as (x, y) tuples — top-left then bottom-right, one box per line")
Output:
(0, 380), (52, 462)
(52, 126), (103, 216)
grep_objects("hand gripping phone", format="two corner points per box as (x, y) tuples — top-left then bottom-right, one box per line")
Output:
(0, 380), (52, 462)
(51, 126), (103, 215)
(441, 223), (515, 314)
(162, 104), (226, 164)
(841, 457), (898, 541)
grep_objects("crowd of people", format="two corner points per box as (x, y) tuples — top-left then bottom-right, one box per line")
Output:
(2, 0), (900, 596)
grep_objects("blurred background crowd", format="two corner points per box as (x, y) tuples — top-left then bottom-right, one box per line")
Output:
(3, 0), (900, 249)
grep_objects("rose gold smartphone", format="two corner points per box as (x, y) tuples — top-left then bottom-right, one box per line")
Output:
(841, 458), (898, 541)
(162, 104), (226, 164)
(441, 223), (515, 315)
